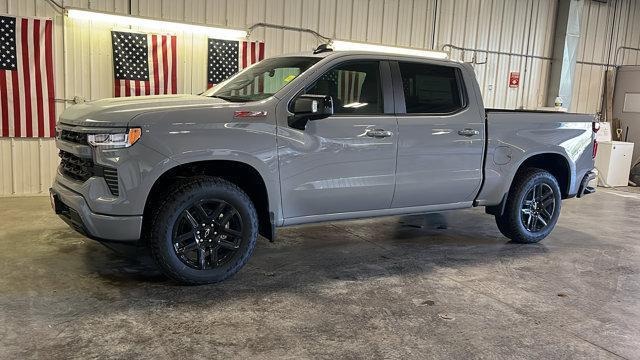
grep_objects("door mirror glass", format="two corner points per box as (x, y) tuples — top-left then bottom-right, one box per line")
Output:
(288, 94), (334, 130)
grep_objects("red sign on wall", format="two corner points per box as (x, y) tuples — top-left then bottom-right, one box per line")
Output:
(509, 72), (520, 88)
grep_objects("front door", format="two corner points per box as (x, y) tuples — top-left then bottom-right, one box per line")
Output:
(277, 60), (398, 219)
(390, 61), (485, 208)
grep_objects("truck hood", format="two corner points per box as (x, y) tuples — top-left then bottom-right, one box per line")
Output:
(59, 94), (232, 127)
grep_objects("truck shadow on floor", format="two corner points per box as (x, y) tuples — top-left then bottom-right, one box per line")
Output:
(72, 208), (599, 300)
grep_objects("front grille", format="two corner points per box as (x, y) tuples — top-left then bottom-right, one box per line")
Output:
(59, 150), (119, 196)
(102, 168), (119, 196)
(60, 130), (88, 145)
(59, 150), (94, 182)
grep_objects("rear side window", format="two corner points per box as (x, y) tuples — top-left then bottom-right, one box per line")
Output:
(398, 62), (464, 114)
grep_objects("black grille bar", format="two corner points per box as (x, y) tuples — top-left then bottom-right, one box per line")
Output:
(58, 150), (119, 196)
(102, 168), (119, 196)
(59, 151), (94, 181)
(60, 130), (88, 145)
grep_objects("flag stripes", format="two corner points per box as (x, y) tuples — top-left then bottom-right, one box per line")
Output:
(236, 41), (265, 95)
(338, 70), (365, 105)
(0, 16), (55, 138)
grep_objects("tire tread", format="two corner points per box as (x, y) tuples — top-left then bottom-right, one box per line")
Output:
(495, 168), (561, 244)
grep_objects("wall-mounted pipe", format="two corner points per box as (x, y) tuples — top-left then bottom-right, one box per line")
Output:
(615, 46), (640, 66)
(45, 0), (64, 13)
(576, 60), (616, 68)
(441, 43), (552, 64)
(574, 47), (640, 68)
(247, 23), (331, 43)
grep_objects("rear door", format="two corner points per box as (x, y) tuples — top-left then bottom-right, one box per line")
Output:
(390, 60), (484, 208)
(277, 60), (398, 219)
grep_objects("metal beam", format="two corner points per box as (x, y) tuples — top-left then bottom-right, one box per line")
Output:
(546, 0), (583, 109)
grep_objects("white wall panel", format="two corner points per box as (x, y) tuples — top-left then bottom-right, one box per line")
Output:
(572, 0), (640, 114)
(0, 138), (57, 196)
(2, 0), (640, 196)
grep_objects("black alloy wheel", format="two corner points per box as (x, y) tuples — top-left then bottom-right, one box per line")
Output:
(148, 176), (258, 285)
(172, 199), (244, 270)
(520, 183), (556, 233)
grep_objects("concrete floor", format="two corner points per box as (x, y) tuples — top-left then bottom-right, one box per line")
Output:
(0, 189), (639, 359)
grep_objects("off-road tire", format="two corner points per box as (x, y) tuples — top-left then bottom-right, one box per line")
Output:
(495, 168), (562, 243)
(148, 176), (258, 285)
(494, 214), (513, 239)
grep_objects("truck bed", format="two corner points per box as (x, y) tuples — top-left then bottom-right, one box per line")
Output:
(476, 108), (596, 206)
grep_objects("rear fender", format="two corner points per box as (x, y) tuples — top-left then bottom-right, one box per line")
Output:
(478, 148), (575, 206)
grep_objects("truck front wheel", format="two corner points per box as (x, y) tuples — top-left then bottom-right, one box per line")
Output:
(495, 168), (562, 243)
(148, 176), (258, 285)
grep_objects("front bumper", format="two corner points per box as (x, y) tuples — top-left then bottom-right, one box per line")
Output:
(50, 122), (179, 242)
(50, 181), (142, 242)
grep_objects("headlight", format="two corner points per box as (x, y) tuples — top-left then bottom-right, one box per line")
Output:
(87, 128), (141, 148)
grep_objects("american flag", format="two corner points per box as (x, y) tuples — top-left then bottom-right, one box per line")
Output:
(319, 69), (365, 105)
(0, 15), (55, 138)
(111, 30), (177, 97)
(338, 70), (365, 104)
(207, 38), (264, 89)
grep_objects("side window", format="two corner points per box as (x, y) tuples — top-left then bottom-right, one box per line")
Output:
(306, 61), (383, 115)
(398, 62), (464, 114)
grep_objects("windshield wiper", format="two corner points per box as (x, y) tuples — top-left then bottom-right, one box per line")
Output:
(209, 95), (247, 102)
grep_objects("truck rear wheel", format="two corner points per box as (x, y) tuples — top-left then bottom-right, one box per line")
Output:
(148, 176), (258, 285)
(494, 214), (513, 238)
(495, 168), (562, 243)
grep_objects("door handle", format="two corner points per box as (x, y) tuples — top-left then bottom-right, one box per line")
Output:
(366, 129), (393, 138)
(458, 128), (480, 137)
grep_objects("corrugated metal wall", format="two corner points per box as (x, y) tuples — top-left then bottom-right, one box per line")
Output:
(571, 0), (640, 113)
(0, 0), (637, 196)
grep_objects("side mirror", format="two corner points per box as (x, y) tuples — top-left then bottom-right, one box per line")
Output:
(288, 94), (334, 130)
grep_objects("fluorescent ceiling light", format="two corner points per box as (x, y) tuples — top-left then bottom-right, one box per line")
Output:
(66, 8), (247, 40)
(331, 40), (448, 59)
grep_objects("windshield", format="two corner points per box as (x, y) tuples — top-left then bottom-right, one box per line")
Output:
(201, 56), (321, 102)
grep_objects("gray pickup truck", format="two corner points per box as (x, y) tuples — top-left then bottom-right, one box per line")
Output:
(51, 48), (597, 284)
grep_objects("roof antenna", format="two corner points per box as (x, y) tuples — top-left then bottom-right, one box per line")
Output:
(313, 43), (334, 54)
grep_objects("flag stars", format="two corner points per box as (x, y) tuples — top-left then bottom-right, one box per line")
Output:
(207, 39), (240, 84)
(111, 30), (174, 95)
(0, 16), (17, 71)
(111, 31), (150, 81)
